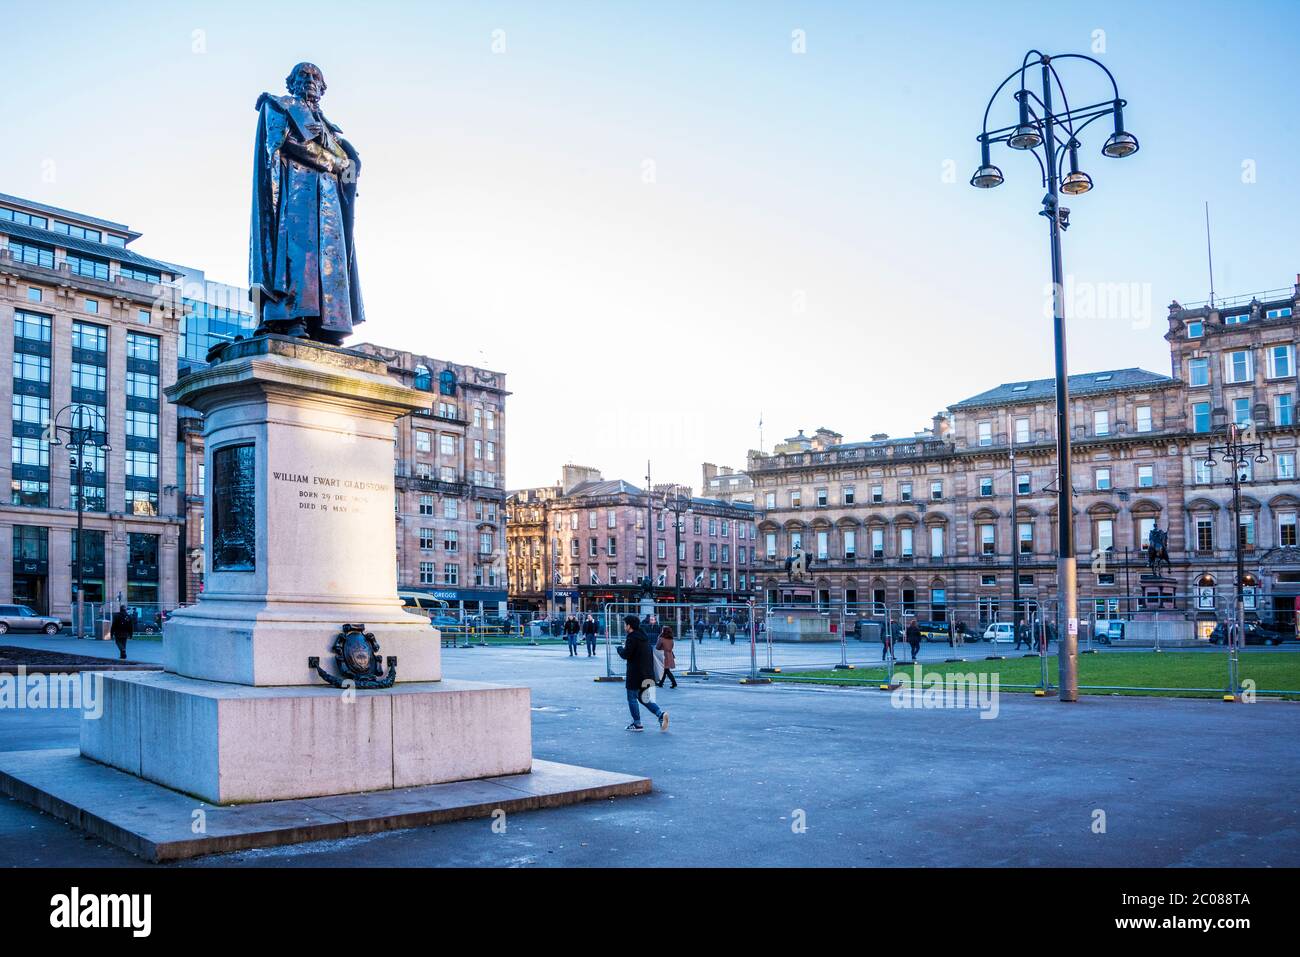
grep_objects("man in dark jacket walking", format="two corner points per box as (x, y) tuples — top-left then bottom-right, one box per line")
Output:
(905, 619), (922, 662)
(615, 614), (669, 732)
(582, 614), (598, 656)
(564, 615), (580, 656)
(110, 605), (133, 660)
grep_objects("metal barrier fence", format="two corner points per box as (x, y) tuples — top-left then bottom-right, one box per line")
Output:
(578, 595), (1298, 698)
(68, 601), (183, 640)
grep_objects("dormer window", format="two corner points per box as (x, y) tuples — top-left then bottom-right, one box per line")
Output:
(1094, 374), (1113, 382)
(413, 364), (432, 390)
(1011, 383), (1030, 392)
(438, 369), (457, 395)
(1225, 314), (1249, 325)
(1186, 320), (1203, 338)
(1265, 307), (1293, 319)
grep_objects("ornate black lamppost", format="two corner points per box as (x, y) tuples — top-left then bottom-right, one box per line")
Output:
(662, 485), (705, 675)
(1202, 419), (1268, 666)
(972, 51), (1139, 702)
(49, 403), (112, 638)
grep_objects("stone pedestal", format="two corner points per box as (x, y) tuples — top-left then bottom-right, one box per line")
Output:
(162, 336), (438, 686)
(78, 336), (535, 805)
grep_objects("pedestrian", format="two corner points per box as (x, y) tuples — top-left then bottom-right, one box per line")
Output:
(954, 621), (967, 648)
(727, 618), (738, 645)
(694, 616), (707, 644)
(582, 614), (598, 657)
(616, 614), (669, 732)
(656, 625), (678, 689)
(110, 604), (133, 661)
(905, 619), (922, 662)
(881, 622), (894, 661)
(564, 615), (580, 656)
(1014, 620), (1031, 650)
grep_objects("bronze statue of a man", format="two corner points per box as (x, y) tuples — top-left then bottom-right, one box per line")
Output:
(249, 62), (364, 345)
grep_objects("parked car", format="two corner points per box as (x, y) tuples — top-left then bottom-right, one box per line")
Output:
(1208, 620), (1295, 646)
(427, 614), (461, 629)
(0, 604), (63, 636)
(916, 620), (951, 642)
(983, 622), (1015, 643)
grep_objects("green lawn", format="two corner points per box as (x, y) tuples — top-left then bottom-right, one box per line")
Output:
(769, 652), (1300, 699)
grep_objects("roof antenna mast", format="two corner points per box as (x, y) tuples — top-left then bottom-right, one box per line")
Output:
(1205, 201), (1215, 309)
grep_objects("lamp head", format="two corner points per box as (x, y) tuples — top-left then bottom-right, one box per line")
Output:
(1008, 92), (1043, 150)
(1101, 103), (1139, 158)
(1060, 140), (1093, 195)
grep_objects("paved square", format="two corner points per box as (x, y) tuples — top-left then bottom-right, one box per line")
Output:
(2, 637), (1298, 866)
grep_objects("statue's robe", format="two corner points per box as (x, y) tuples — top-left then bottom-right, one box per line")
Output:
(249, 92), (364, 338)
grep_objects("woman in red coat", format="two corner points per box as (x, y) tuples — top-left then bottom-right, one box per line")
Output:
(656, 626), (678, 689)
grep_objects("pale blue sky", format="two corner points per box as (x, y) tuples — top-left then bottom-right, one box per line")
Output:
(3, 1), (1297, 489)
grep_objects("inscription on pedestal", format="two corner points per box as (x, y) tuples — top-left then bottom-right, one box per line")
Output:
(272, 470), (391, 516)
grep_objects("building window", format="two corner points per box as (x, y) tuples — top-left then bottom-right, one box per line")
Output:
(1279, 511), (1298, 548)
(16, 310), (53, 342)
(415, 430), (431, 453)
(439, 434), (456, 457)
(790, 490), (801, 508)
(978, 422), (992, 447)
(419, 528), (435, 551)
(1188, 357), (1209, 387)
(871, 528), (884, 560)
(1095, 468), (1111, 491)
(26, 286), (41, 302)
(843, 530), (856, 560)
(66, 255), (109, 281)
(1018, 522), (1033, 555)
(1093, 410), (1110, 436)
(930, 480), (942, 501)
(480, 531), (494, 554)
(765, 492), (776, 509)
(979, 476), (993, 496)
(607, 536), (617, 557)
(127, 332), (159, 362)
(608, 509), (617, 529)
(979, 525), (995, 556)
(1137, 465), (1154, 488)
(1136, 406), (1152, 432)
(1225, 350), (1251, 384)
(1016, 473), (1031, 495)
(871, 485), (883, 503)
(1186, 320), (1203, 338)
(1277, 453), (1296, 480)
(1192, 402), (1212, 433)
(816, 531), (829, 560)
(816, 488), (828, 507)
(443, 563), (459, 585)
(1265, 307), (1293, 319)
(1238, 513), (1256, 550)
(842, 486), (855, 505)
(900, 483), (912, 502)
(1196, 518), (1214, 552)
(1267, 344), (1295, 379)
(419, 495), (434, 515)
(1276, 394), (1295, 426)
(765, 532), (777, 559)
(1014, 418), (1030, 443)
(7, 241), (54, 268)
(1233, 397), (1251, 427)
(1095, 519), (1114, 553)
(929, 526), (943, 558)
(443, 499), (458, 520)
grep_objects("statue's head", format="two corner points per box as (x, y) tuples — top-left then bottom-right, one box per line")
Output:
(286, 62), (326, 104)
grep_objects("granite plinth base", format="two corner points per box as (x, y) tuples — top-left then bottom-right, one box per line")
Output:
(79, 671), (532, 804)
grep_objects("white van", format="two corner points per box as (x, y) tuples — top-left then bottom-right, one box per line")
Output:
(397, 592), (450, 619)
(983, 622), (1015, 643)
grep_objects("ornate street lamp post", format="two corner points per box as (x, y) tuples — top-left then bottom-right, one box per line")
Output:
(972, 51), (1139, 702)
(663, 485), (705, 675)
(1203, 419), (1268, 691)
(49, 403), (112, 639)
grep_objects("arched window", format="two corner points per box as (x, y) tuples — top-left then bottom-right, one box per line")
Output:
(438, 369), (457, 395)
(413, 364), (432, 391)
(1196, 574), (1216, 611)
